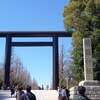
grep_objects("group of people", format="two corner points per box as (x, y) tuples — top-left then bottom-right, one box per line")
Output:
(10, 85), (90, 100)
(11, 85), (36, 100)
(58, 86), (90, 100)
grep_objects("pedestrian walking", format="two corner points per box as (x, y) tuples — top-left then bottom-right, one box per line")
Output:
(26, 85), (36, 100)
(10, 86), (15, 97)
(58, 87), (62, 100)
(65, 89), (70, 100)
(61, 86), (67, 100)
(16, 85), (29, 100)
(77, 86), (90, 100)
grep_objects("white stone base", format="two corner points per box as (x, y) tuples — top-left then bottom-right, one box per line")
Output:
(69, 86), (78, 100)
(79, 80), (100, 86)
(69, 80), (100, 100)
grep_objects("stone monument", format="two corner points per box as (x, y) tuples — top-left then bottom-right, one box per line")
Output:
(70, 38), (100, 100)
(83, 38), (93, 80)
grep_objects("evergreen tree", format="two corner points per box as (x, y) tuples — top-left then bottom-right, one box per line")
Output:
(63, 0), (100, 82)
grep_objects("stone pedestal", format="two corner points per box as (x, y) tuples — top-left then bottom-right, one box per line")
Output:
(69, 86), (78, 100)
(79, 80), (100, 100)
(70, 80), (100, 100)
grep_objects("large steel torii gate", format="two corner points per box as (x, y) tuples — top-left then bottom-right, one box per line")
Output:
(0, 31), (72, 89)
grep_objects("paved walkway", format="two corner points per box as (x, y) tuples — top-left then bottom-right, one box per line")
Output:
(0, 90), (58, 100)
(0, 90), (15, 100)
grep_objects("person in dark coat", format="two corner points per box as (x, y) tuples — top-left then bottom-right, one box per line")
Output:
(77, 86), (90, 100)
(65, 89), (70, 100)
(16, 85), (29, 100)
(26, 85), (36, 100)
(10, 86), (15, 97)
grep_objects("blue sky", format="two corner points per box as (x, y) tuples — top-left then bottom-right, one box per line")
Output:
(0, 0), (69, 31)
(0, 0), (72, 88)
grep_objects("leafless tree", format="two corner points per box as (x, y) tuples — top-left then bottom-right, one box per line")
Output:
(10, 53), (34, 88)
(31, 78), (38, 89)
(0, 50), (38, 89)
(59, 44), (74, 88)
